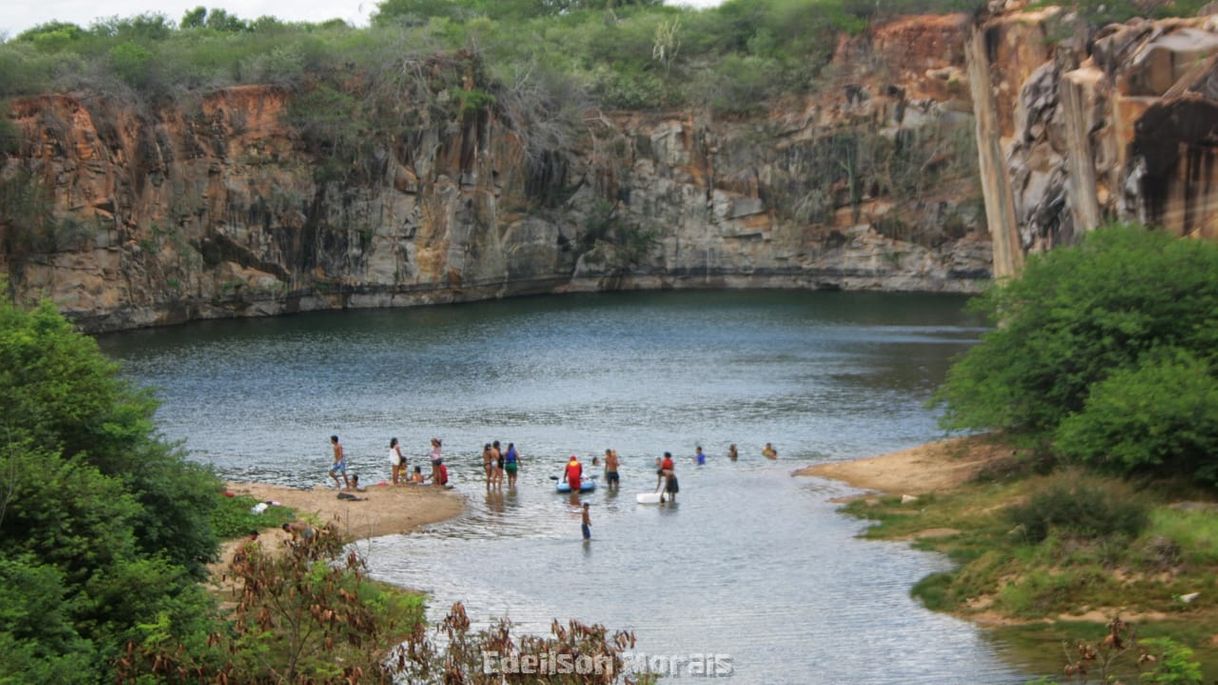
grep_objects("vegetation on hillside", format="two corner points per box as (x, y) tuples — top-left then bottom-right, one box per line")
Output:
(4, 0), (1213, 113)
(0, 0), (993, 113)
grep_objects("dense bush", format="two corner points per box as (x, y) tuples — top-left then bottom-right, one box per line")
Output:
(1006, 474), (1149, 543)
(0, 0), (988, 111)
(935, 225), (1218, 484)
(1055, 352), (1218, 484)
(0, 295), (221, 682)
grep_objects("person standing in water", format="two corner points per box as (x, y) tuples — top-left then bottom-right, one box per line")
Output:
(328, 435), (349, 489)
(388, 437), (405, 486)
(429, 438), (443, 483)
(661, 451), (678, 503)
(482, 443), (494, 489)
(693, 446), (707, 466)
(762, 442), (778, 460)
(565, 455), (583, 492)
(727, 444), (738, 461)
(581, 502), (592, 541)
(504, 442), (521, 488)
(604, 449), (619, 491)
(491, 440), (505, 489)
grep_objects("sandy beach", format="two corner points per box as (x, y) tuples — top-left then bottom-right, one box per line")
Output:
(795, 435), (1014, 494)
(208, 482), (464, 588)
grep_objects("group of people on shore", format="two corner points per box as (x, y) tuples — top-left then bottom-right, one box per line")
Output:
(325, 435), (779, 498)
(327, 435), (449, 490)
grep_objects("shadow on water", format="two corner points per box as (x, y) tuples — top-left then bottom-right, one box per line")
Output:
(98, 290), (1023, 683)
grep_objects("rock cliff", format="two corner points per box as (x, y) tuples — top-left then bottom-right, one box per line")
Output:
(0, 15), (989, 331)
(969, 1), (1218, 276)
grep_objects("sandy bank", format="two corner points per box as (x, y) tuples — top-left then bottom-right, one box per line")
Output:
(795, 436), (1014, 494)
(208, 482), (463, 587)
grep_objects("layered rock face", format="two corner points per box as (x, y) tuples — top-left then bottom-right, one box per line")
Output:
(0, 15), (990, 332)
(969, 1), (1218, 276)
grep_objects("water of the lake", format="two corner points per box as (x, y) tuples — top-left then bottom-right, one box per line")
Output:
(99, 291), (1026, 684)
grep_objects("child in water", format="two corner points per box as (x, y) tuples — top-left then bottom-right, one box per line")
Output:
(581, 503), (591, 540)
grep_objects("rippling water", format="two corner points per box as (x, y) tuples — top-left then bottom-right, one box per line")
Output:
(100, 291), (1024, 683)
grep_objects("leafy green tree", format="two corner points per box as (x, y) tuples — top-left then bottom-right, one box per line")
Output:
(204, 8), (250, 32)
(0, 296), (221, 681)
(0, 300), (220, 572)
(935, 226), (1218, 439)
(1055, 352), (1218, 484)
(0, 556), (96, 685)
(180, 6), (208, 29)
(15, 21), (85, 50)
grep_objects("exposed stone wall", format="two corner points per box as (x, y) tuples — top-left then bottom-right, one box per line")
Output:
(971, 1), (1218, 274)
(0, 15), (991, 332)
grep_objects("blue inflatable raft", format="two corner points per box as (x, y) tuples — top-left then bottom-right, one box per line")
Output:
(555, 478), (597, 494)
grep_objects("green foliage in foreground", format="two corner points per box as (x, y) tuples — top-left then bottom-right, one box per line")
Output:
(0, 295), (223, 683)
(121, 523), (643, 683)
(935, 225), (1218, 485)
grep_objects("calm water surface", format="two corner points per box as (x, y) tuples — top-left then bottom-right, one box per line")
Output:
(100, 291), (1025, 684)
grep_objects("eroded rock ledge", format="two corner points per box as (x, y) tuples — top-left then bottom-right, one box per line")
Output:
(1, 16), (991, 332)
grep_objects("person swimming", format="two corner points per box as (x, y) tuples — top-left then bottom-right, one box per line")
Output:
(728, 443), (738, 461)
(693, 446), (706, 466)
(762, 442), (778, 460)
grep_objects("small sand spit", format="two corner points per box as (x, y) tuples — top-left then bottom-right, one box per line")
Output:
(208, 482), (463, 589)
(795, 436), (1014, 494)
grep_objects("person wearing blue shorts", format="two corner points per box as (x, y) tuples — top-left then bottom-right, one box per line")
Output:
(328, 435), (350, 489)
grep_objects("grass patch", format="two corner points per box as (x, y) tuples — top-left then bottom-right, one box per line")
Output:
(1148, 508), (1218, 566)
(993, 618), (1218, 683)
(839, 462), (1218, 635)
(211, 493), (295, 539)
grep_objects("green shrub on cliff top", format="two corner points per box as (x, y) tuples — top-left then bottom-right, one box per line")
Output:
(0, 0), (988, 108)
(935, 225), (1218, 483)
